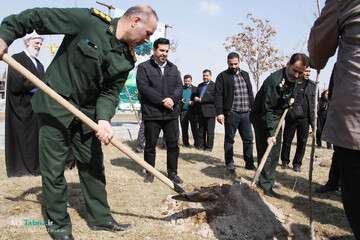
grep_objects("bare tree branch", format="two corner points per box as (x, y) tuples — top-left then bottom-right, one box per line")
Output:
(224, 14), (287, 90)
(316, 0), (321, 17)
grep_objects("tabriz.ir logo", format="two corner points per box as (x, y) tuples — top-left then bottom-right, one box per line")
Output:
(10, 218), (53, 227)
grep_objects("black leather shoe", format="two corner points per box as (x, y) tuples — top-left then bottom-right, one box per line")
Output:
(54, 234), (74, 240)
(281, 162), (289, 169)
(263, 189), (282, 199)
(168, 172), (183, 184)
(293, 165), (301, 172)
(90, 219), (131, 232)
(135, 146), (144, 153)
(144, 173), (154, 183)
(226, 168), (236, 177)
(245, 163), (256, 170)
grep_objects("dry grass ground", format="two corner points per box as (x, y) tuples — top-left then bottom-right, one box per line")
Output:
(0, 130), (355, 239)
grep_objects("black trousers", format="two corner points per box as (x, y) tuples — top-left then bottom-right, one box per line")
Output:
(317, 112), (332, 148)
(144, 119), (179, 174)
(335, 146), (360, 239)
(198, 115), (215, 150)
(224, 111), (254, 166)
(137, 120), (145, 149)
(326, 151), (341, 188)
(180, 111), (199, 147)
(281, 118), (309, 167)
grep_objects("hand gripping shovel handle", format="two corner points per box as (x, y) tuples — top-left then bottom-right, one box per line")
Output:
(251, 108), (289, 187)
(2, 53), (185, 195)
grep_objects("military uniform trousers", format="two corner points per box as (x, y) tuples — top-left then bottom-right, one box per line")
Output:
(253, 121), (282, 192)
(38, 115), (112, 238)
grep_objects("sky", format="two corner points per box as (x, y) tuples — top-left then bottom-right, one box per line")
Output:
(0, 0), (334, 91)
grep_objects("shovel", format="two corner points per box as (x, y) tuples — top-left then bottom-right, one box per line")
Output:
(251, 106), (290, 187)
(2, 53), (215, 202)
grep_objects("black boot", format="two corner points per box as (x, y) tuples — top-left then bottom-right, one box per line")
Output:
(168, 172), (183, 184)
(90, 218), (131, 232)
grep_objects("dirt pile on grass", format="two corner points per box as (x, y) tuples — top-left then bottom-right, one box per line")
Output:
(162, 182), (308, 240)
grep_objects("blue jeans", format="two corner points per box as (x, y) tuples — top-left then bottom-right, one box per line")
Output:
(224, 111), (254, 166)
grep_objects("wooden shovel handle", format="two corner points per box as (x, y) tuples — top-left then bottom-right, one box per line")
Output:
(251, 108), (289, 187)
(2, 53), (182, 194)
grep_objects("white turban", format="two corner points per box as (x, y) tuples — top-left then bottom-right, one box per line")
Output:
(23, 31), (44, 44)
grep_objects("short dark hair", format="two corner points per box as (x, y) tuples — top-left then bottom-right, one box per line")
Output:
(227, 52), (240, 60)
(124, 5), (159, 21)
(288, 53), (310, 67)
(153, 38), (170, 49)
(183, 74), (192, 80)
(203, 69), (212, 75)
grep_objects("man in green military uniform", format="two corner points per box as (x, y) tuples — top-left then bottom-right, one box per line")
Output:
(0, 5), (158, 240)
(250, 53), (310, 198)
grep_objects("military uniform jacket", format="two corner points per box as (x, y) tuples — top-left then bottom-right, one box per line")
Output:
(0, 8), (136, 133)
(250, 68), (297, 138)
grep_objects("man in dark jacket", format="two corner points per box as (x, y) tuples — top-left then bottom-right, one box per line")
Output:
(180, 74), (199, 148)
(194, 69), (216, 151)
(251, 53), (309, 198)
(280, 68), (316, 172)
(136, 37), (183, 184)
(215, 52), (255, 174)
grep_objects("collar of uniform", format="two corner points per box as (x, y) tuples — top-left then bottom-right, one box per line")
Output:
(107, 18), (136, 63)
(108, 18), (120, 44)
(108, 18), (129, 50)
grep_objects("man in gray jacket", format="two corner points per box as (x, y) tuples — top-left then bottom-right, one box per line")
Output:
(308, 1), (360, 238)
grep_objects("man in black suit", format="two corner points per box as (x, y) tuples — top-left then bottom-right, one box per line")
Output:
(194, 69), (216, 152)
(5, 31), (44, 177)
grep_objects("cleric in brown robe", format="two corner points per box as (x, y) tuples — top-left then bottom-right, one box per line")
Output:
(5, 32), (44, 177)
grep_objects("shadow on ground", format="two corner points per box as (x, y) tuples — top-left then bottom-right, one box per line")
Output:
(280, 193), (350, 233)
(110, 157), (144, 178)
(179, 152), (222, 165)
(5, 183), (91, 227)
(276, 170), (342, 202)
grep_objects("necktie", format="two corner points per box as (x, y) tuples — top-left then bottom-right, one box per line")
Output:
(200, 84), (208, 98)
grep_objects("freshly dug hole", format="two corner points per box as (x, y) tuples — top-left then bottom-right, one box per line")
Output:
(162, 182), (309, 240)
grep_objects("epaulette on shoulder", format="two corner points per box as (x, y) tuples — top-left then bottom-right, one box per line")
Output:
(90, 8), (112, 23)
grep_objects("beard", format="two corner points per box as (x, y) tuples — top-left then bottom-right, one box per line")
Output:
(229, 68), (239, 74)
(158, 55), (167, 63)
(27, 46), (40, 58)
